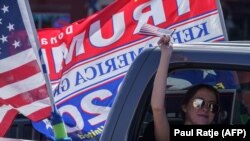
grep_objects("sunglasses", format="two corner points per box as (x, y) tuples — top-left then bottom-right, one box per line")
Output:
(192, 98), (219, 113)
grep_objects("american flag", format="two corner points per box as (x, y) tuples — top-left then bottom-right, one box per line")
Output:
(0, 0), (51, 136)
(138, 23), (175, 37)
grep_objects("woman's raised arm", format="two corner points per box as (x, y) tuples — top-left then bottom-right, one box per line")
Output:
(151, 35), (173, 141)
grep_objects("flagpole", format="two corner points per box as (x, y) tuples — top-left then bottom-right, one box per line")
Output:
(38, 50), (72, 141)
(38, 51), (71, 141)
(19, 0), (72, 140)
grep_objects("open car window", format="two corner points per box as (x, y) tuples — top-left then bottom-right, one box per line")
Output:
(138, 68), (250, 141)
(166, 69), (238, 125)
(166, 69), (250, 125)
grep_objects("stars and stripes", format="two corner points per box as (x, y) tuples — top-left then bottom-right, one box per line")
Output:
(0, 0), (51, 136)
(138, 23), (174, 37)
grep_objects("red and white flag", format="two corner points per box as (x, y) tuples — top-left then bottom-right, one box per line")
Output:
(0, 0), (51, 136)
(138, 23), (174, 37)
(35, 0), (227, 140)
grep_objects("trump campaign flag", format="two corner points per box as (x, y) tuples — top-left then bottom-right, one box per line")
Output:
(33, 0), (227, 140)
(0, 0), (52, 136)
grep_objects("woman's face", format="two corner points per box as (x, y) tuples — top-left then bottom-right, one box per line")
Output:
(183, 88), (217, 125)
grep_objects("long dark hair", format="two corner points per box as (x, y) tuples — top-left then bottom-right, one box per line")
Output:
(180, 84), (220, 123)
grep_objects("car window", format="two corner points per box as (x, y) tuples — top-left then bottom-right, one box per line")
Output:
(138, 68), (250, 141)
(167, 69), (239, 90)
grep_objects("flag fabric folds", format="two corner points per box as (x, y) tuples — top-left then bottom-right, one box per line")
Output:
(0, 0), (51, 136)
(34, 0), (228, 140)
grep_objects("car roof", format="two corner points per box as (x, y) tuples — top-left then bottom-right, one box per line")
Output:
(179, 41), (250, 49)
